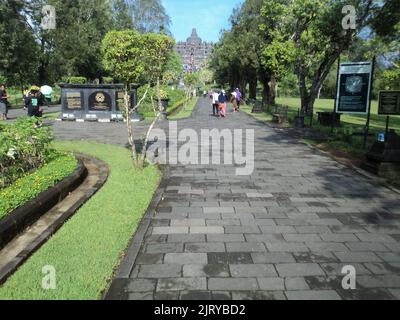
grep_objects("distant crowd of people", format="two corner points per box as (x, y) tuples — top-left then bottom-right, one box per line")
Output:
(207, 88), (242, 118)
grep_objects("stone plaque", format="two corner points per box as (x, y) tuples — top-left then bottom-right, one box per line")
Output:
(88, 91), (112, 111)
(66, 92), (83, 110)
(379, 91), (400, 115)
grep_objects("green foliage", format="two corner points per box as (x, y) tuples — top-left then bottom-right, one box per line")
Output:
(102, 77), (114, 84)
(102, 29), (146, 85)
(0, 118), (54, 188)
(62, 76), (87, 84)
(0, 153), (77, 219)
(381, 68), (400, 90)
(131, 0), (172, 34)
(163, 51), (184, 84)
(137, 86), (185, 115)
(102, 30), (175, 86)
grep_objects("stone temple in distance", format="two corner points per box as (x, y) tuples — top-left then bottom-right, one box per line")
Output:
(174, 28), (213, 72)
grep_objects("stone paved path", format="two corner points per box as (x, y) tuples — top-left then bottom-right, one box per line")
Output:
(101, 98), (400, 300)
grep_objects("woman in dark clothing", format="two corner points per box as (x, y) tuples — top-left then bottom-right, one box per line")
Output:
(0, 84), (10, 120)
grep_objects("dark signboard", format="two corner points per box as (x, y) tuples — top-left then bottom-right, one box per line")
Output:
(65, 91), (83, 110)
(88, 91), (112, 111)
(379, 91), (400, 115)
(336, 62), (373, 114)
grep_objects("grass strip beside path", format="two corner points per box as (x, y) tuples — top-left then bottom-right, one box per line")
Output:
(0, 141), (161, 300)
(168, 97), (199, 120)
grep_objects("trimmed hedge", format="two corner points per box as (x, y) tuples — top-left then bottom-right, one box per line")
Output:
(0, 153), (77, 220)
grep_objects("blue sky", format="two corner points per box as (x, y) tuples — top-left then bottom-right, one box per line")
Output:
(162, 0), (242, 43)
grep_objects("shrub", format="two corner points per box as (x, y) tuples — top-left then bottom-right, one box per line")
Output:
(0, 153), (77, 219)
(136, 86), (185, 115)
(0, 118), (54, 188)
(103, 77), (114, 84)
(61, 76), (87, 84)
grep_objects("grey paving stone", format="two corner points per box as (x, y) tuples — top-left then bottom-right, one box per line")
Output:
(251, 253), (296, 264)
(285, 277), (310, 290)
(266, 242), (309, 252)
(225, 226), (261, 234)
(356, 233), (396, 243)
(334, 252), (382, 263)
(320, 233), (359, 242)
(257, 277), (285, 291)
(138, 264), (181, 278)
(206, 219), (241, 226)
(208, 278), (259, 291)
(345, 242), (390, 252)
(146, 243), (184, 254)
(180, 291), (213, 300)
(231, 291), (286, 300)
(127, 292), (154, 300)
(212, 291), (232, 300)
(377, 252), (400, 262)
(152, 227), (188, 235)
(164, 253), (208, 265)
(275, 263), (325, 277)
(154, 291), (180, 300)
(208, 252), (253, 264)
(230, 264), (277, 277)
(364, 262), (400, 275)
(157, 278), (207, 291)
(293, 252), (339, 263)
(136, 253), (164, 265)
(190, 226), (224, 234)
(306, 242), (349, 252)
(185, 242), (225, 253)
(207, 234), (245, 242)
(260, 226), (297, 234)
(170, 219), (206, 227)
(357, 275), (400, 288)
(245, 234), (284, 243)
(125, 279), (157, 292)
(226, 242), (266, 253)
(295, 226), (332, 234)
(286, 290), (342, 300)
(168, 234), (206, 243)
(283, 234), (322, 242)
(204, 207), (235, 213)
(183, 264), (229, 277)
(320, 263), (371, 276)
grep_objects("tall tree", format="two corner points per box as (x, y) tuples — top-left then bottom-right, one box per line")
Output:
(0, 0), (40, 86)
(129, 0), (171, 34)
(112, 0), (134, 30)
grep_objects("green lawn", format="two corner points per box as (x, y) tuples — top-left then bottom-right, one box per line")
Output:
(0, 141), (161, 300)
(276, 97), (400, 132)
(244, 97), (400, 157)
(168, 97), (199, 120)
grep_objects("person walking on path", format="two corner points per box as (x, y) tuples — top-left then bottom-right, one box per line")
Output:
(231, 90), (239, 112)
(212, 91), (220, 116)
(235, 88), (242, 110)
(218, 90), (227, 118)
(0, 84), (10, 121)
(25, 86), (44, 127)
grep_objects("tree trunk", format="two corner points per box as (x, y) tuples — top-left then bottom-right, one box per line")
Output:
(125, 85), (138, 168)
(268, 74), (277, 106)
(249, 78), (257, 100)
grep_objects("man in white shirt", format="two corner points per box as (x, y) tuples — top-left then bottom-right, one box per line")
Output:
(212, 91), (219, 116)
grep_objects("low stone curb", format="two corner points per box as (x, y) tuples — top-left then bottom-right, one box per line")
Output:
(0, 154), (109, 285)
(0, 158), (88, 250)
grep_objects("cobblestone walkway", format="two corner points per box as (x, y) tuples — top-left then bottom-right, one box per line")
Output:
(106, 98), (400, 300)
